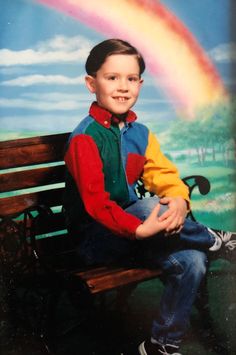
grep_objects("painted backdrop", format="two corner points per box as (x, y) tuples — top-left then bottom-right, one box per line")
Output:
(0, 0), (235, 230)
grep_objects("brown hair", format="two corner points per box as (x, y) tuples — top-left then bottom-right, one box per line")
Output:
(85, 39), (145, 77)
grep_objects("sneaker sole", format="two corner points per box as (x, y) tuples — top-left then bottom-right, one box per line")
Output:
(138, 342), (148, 355)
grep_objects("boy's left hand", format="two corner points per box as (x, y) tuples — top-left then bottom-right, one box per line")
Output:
(158, 196), (188, 235)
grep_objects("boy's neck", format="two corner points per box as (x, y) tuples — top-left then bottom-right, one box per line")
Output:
(111, 112), (128, 125)
(119, 121), (125, 129)
(115, 112), (128, 121)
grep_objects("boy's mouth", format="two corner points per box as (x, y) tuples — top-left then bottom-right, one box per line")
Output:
(113, 96), (129, 102)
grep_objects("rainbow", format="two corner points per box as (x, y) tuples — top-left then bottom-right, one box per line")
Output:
(35, 0), (227, 118)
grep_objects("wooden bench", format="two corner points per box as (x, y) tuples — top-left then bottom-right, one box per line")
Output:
(0, 132), (215, 351)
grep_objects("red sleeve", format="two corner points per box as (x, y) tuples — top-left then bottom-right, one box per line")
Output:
(64, 134), (142, 239)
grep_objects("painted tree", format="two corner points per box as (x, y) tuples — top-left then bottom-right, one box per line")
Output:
(166, 100), (235, 166)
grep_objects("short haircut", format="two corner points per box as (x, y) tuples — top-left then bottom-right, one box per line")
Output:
(85, 38), (145, 77)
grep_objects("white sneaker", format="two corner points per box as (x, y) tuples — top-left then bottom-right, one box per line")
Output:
(208, 228), (236, 261)
(138, 338), (182, 355)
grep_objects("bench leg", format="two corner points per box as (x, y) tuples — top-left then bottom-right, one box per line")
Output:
(116, 284), (138, 312)
(194, 272), (229, 355)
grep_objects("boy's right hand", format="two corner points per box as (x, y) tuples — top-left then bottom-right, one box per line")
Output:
(135, 203), (169, 240)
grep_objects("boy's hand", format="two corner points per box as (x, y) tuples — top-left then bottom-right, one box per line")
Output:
(135, 203), (170, 240)
(158, 196), (187, 235)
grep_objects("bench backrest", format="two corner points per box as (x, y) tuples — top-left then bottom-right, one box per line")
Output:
(0, 132), (210, 241)
(0, 132), (70, 240)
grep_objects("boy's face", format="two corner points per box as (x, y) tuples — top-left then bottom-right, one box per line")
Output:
(85, 54), (143, 115)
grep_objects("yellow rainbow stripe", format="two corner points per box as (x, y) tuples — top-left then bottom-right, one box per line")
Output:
(36, 0), (228, 118)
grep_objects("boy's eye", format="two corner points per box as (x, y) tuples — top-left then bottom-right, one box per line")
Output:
(107, 75), (117, 80)
(128, 76), (139, 82)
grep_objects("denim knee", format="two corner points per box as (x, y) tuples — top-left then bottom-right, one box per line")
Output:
(161, 249), (207, 281)
(125, 195), (168, 220)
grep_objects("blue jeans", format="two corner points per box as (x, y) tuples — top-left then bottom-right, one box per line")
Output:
(77, 196), (215, 345)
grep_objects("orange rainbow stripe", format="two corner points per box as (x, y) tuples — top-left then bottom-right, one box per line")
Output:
(36, 0), (228, 118)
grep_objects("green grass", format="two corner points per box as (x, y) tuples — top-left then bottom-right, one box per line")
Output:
(175, 158), (236, 231)
(191, 210), (236, 231)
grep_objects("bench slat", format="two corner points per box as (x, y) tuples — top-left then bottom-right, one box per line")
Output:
(0, 132), (69, 150)
(0, 144), (63, 169)
(0, 165), (66, 193)
(0, 187), (65, 216)
(75, 267), (162, 294)
(0, 132), (69, 169)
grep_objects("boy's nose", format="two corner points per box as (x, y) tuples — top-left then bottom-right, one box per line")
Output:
(118, 79), (128, 91)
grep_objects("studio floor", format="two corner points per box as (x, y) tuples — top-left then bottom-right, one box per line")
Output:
(1, 260), (236, 355)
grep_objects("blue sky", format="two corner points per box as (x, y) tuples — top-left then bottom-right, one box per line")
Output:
(0, 0), (235, 140)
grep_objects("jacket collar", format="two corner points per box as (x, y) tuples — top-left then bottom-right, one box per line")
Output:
(89, 101), (137, 128)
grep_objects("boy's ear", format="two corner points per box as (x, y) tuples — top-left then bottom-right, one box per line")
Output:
(85, 75), (96, 93)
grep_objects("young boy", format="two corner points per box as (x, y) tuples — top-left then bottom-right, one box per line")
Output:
(63, 39), (235, 355)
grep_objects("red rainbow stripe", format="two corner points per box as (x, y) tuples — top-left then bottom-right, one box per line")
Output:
(36, 0), (228, 118)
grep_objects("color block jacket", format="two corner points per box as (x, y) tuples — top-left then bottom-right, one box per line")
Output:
(64, 102), (190, 240)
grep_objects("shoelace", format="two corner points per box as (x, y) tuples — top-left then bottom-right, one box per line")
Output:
(225, 240), (236, 251)
(159, 343), (182, 355)
(218, 231), (236, 251)
(159, 351), (181, 355)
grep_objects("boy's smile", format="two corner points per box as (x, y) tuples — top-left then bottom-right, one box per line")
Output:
(85, 54), (143, 115)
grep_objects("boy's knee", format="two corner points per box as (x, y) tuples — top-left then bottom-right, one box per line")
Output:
(126, 195), (165, 219)
(165, 249), (207, 279)
(180, 250), (207, 278)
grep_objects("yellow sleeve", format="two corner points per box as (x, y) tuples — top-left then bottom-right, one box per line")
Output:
(142, 131), (190, 204)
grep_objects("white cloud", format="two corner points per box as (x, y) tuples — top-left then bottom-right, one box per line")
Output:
(208, 42), (236, 63)
(1, 74), (84, 86)
(0, 66), (33, 76)
(0, 114), (84, 132)
(0, 35), (93, 67)
(22, 92), (91, 101)
(0, 97), (88, 111)
(36, 35), (92, 52)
